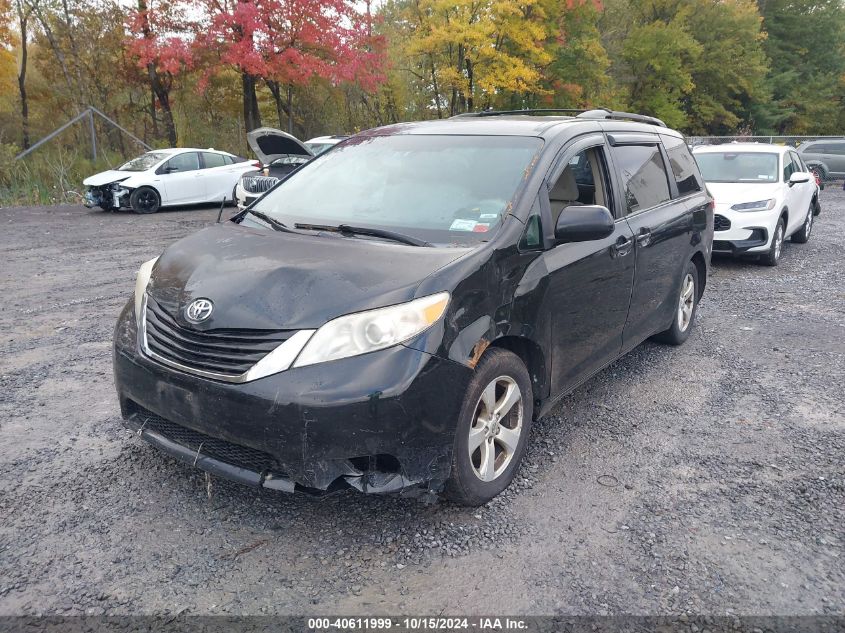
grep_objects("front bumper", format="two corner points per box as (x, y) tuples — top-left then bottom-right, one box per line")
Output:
(712, 207), (776, 255)
(113, 302), (472, 496)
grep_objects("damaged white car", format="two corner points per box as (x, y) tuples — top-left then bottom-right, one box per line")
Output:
(83, 148), (257, 214)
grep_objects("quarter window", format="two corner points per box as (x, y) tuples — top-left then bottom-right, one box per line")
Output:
(660, 135), (701, 196)
(610, 144), (672, 215)
(782, 153), (796, 181)
(827, 142), (845, 156)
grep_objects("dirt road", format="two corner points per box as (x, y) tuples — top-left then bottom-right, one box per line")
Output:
(1, 193), (843, 617)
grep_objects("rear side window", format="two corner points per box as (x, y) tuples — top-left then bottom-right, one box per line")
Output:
(202, 152), (226, 168)
(661, 135), (702, 196)
(828, 142), (845, 156)
(610, 144), (672, 215)
(803, 144), (824, 153)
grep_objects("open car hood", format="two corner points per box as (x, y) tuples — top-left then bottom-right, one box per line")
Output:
(247, 128), (314, 165)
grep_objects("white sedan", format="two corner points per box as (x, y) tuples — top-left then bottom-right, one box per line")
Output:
(83, 148), (258, 214)
(693, 143), (820, 266)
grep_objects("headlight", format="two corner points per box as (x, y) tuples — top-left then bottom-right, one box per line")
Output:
(292, 292), (450, 368)
(134, 257), (158, 326)
(730, 199), (776, 211)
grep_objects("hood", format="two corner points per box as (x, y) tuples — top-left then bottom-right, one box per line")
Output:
(706, 181), (783, 212)
(247, 128), (314, 165)
(147, 223), (469, 331)
(83, 170), (131, 187)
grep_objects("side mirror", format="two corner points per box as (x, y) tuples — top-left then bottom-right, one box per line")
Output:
(554, 205), (615, 244)
(789, 172), (810, 186)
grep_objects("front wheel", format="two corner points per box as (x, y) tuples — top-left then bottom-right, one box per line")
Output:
(130, 187), (161, 214)
(761, 218), (785, 266)
(444, 348), (533, 506)
(653, 261), (699, 346)
(791, 203), (813, 244)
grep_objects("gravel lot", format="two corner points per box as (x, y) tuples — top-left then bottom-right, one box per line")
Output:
(1, 190), (843, 618)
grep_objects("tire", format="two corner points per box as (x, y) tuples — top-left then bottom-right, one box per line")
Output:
(761, 217), (785, 266)
(810, 165), (827, 183)
(791, 203), (813, 244)
(812, 196), (821, 217)
(130, 187), (161, 214)
(229, 185), (238, 207)
(653, 261), (699, 346)
(444, 348), (533, 506)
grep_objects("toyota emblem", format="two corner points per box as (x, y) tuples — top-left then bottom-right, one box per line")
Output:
(185, 298), (214, 323)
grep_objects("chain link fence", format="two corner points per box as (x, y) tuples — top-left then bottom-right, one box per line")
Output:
(687, 135), (845, 186)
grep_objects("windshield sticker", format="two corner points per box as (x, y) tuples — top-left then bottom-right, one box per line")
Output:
(450, 219), (479, 231)
(473, 223), (491, 233)
(479, 213), (499, 219)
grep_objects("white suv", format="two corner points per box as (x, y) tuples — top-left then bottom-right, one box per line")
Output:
(693, 143), (820, 266)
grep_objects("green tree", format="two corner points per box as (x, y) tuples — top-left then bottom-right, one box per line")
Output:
(757, 0), (845, 134)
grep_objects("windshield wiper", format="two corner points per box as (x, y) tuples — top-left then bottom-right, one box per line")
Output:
(294, 223), (431, 247)
(245, 209), (297, 234)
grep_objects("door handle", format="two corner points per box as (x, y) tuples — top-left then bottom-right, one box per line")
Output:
(612, 235), (634, 257)
(636, 228), (652, 247)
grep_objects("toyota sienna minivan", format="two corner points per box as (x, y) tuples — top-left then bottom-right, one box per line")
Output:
(114, 109), (713, 505)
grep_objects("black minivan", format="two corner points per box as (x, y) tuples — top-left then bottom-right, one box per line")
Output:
(114, 109), (713, 505)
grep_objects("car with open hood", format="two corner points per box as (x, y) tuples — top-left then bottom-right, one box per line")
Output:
(693, 143), (819, 266)
(235, 128), (314, 209)
(114, 109), (713, 505)
(83, 148), (257, 214)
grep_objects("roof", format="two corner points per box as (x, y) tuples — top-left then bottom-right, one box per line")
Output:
(360, 115), (679, 141)
(693, 142), (789, 154)
(145, 148), (234, 155)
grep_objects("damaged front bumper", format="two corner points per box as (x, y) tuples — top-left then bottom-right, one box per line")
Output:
(84, 183), (130, 210)
(113, 302), (472, 497)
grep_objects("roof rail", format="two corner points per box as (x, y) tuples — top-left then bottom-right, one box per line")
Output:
(451, 109), (587, 118)
(576, 108), (667, 128)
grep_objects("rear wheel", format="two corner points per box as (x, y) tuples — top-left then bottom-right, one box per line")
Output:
(761, 218), (785, 266)
(130, 187), (161, 214)
(445, 348), (533, 506)
(791, 203), (813, 244)
(810, 165), (827, 183)
(654, 261), (699, 346)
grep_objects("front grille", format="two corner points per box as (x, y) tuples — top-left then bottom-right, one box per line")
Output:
(714, 214), (731, 231)
(241, 175), (279, 194)
(143, 297), (294, 378)
(133, 405), (281, 474)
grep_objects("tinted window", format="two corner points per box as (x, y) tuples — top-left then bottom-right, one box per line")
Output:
(790, 151), (805, 172)
(695, 152), (779, 183)
(802, 143), (824, 153)
(202, 152), (226, 168)
(661, 135), (702, 196)
(251, 135), (543, 246)
(828, 142), (845, 156)
(611, 144), (671, 215)
(166, 152), (199, 172)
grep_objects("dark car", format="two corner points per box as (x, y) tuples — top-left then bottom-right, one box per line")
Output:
(235, 128), (315, 209)
(797, 138), (845, 183)
(114, 109), (713, 505)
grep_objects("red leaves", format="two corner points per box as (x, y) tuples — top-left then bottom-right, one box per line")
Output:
(128, 0), (386, 92)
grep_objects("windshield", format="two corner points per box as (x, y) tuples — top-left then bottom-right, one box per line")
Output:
(250, 134), (543, 246)
(117, 152), (170, 172)
(695, 152), (779, 183)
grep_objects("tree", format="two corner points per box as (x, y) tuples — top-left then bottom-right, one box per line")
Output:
(194, 0), (385, 132)
(127, 0), (192, 146)
(758, 0), (845, 134)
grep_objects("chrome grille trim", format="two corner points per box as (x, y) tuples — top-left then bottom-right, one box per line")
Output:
(241, 175), (279, 194)
(139, 294), (314, 383)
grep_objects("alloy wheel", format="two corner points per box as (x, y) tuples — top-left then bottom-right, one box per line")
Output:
(468, 376), (523, 482)
(677, 273), (695, 332)
(774, 224), (784, 260)
(138, 191), (157, 211)
(804, 207), (813, 238)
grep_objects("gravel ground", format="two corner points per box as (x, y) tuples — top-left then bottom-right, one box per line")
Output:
(0, 190), (843, 618)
